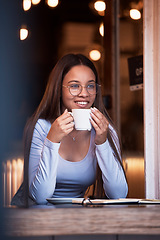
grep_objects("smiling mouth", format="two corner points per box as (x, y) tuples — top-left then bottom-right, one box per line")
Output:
(76, 101), (88, 105)
(74, 101), (89, 108)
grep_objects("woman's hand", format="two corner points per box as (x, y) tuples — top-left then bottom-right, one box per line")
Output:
(90, 107), (109, 145)
(47, 109), (74, 143)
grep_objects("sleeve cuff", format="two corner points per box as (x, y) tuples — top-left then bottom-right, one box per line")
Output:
(95, 139), (110, 151)
(44, 137), (60, 150)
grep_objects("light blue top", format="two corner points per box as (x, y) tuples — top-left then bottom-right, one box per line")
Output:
(29, 119), (128, 204)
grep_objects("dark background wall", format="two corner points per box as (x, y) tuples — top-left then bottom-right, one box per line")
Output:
(0, 1), (59, 162)
(0, 1), (59, 236)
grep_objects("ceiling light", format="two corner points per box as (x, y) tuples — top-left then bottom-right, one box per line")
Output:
(23, 0), (31, 11)
(46, 0), (59, 8)
(94, 1), (106, 12)
(32, 0), (41, 4)
(20, 28), (29, 40)
(130, 9), (141, 20)
(99, 22), (104, 37)
(89, 50), (101, 61)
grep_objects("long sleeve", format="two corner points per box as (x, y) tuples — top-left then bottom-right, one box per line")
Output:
(95, 126), (128, 199)
(28, 119), (60, 204)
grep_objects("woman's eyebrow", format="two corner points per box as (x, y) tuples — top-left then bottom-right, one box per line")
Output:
(88, 80), (96, 83)
(68, 80), (95, 84)
(68, 80), (79, 83)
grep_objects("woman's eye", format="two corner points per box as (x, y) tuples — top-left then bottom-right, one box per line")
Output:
(88, 84), (95, 89)
(70, 84), (80, 89)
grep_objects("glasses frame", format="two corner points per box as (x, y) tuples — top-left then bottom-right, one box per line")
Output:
(62, 83), (101, 96)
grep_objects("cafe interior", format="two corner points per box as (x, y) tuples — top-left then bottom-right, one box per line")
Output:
(1, 0), (160, 239)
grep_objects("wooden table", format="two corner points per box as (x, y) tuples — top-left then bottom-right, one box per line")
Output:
(4, 204), (160, 237)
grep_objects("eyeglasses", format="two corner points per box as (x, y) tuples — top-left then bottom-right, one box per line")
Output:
(62, 83), (101, 96)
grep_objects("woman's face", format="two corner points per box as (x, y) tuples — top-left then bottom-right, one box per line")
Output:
(61, 65), (96, 111)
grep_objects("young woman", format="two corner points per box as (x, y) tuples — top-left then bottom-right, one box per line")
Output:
(12, 53), (128, 206)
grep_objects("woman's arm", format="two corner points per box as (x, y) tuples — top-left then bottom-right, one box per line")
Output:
(29, 111), (74, 204)
(90, 107), (128, 198)
(29, 119), (60, 204)
(96, 132), (128, 199)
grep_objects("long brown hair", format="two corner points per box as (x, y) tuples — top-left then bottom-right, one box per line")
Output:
(23, 53), (125, 205)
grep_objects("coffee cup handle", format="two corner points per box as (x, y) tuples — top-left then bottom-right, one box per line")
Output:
(68, 112), (73, 117)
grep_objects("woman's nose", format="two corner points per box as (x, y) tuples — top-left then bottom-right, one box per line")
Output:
(79, 86), (89, 96)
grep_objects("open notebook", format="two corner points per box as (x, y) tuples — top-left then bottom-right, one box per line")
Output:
(46, 197), (160, 205)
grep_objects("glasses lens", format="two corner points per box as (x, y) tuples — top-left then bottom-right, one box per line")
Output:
(68, 83), (100, 96)
(69, 83), (82, 96)
(87, 83), (99, 95)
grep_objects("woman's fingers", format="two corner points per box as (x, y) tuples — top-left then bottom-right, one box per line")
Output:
(90, 107), (109, 145)
(57, 109), (74, 128)
(47, 109), (74, 143)
(91, 108), (108, 129)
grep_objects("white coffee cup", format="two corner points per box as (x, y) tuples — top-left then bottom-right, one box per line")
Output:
(71, 109), (92, 131)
